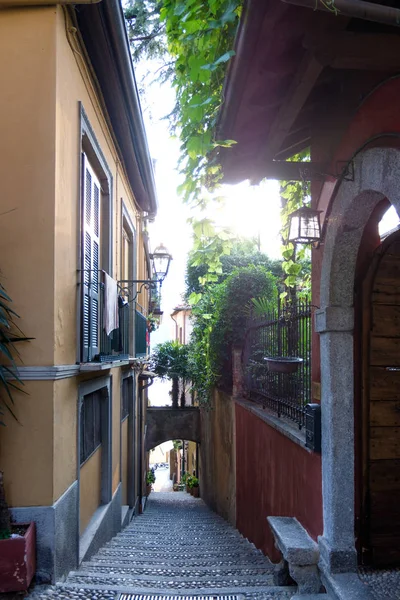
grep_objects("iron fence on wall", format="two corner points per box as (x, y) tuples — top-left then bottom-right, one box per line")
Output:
(243, 299), (312, 428)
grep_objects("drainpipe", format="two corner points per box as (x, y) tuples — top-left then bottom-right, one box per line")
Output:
(0, 0), (101, 5)
(280, 0), (400, 27)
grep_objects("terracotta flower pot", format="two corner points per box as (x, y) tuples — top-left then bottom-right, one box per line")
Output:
(0, 522), (36, 593)
(146, 484), (152, 496)
(192, 486), (199, 498)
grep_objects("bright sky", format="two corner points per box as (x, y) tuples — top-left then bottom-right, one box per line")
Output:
(136, 62), (283, 349)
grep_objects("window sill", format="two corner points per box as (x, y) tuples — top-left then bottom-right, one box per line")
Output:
(80, 360), (130, 372)
(234, 397), (311, 452)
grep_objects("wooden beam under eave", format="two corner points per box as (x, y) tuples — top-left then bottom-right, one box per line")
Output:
(261, 161), (327, 181)
(304, 32), (400, 72)
(259, 52), (325, 172)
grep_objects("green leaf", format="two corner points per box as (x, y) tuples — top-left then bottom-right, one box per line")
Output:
(189, 292), (202, 306)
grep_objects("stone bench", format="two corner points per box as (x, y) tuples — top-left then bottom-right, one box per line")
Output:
(267, 516), (322, 595)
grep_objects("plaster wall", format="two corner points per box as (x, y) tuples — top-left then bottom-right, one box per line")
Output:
(0, 7), (57, 366)
(235, 402), (322, 560)
(0, 382), (54, 507)
(53, 377), (78, 502)
(200, 389), (236, 526)
(80, 446), (102, 533)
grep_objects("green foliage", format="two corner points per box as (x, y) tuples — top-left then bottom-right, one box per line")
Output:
(187, 266), (277, 404)
(186, 238), (282, 298)
(125, 0), (242, 286)
(173, 439), (183, 451)
(280, 151), (312, 300)
(150, 340), (189, 380)
(150, 341), (190, 407)
(146, 468), (156, 484)
(186, 474), (199, 488)
(0, 282), (32, 425)
(160, 0), (241, 206)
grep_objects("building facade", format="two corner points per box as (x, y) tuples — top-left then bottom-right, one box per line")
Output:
(0, 0), (157, 582)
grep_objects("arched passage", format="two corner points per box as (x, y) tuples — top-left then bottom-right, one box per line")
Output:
(145, 407), (201, 452)
(316, 147), (400, 574)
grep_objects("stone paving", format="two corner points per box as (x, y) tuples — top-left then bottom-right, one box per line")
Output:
(26, 492), (296, 600)
(359, 566), (400, 600)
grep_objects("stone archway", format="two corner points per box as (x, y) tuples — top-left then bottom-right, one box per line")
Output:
(316, 147), (400, 575)
(145, 407), (201, 452)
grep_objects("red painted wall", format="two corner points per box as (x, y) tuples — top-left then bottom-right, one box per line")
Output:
(235, 402), (322, 560)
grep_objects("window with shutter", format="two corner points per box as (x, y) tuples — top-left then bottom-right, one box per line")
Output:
(82, 154), (101, 362)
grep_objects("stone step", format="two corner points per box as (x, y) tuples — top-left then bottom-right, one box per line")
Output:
(107, 541), (254, 550)
(57, 581), (295, 597)
(81, 563), (273, 577)
(94, 548), (265, 561)
(65, 572), (275, 590)
(291, 596), (331, 600)
(86, 555), (270, 569)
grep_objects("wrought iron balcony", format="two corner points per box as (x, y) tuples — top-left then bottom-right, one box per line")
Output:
(80, 270), (149, 363)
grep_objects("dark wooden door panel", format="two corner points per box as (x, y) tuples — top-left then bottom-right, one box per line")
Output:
(371, 304), (400, 336)
(370, 367), (400, 401)
(364, 234), (400, 566)
(369, 460), (400, 492)
(370, 401), (400, 427)
(370, 336), (400, 366)
(370, 427), (400, 460)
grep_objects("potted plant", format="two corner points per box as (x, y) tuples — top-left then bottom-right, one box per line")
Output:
(191, 476), (199, 498)
(146, 468), (156, 496)
(264, 356), (303, 373)
(0, 472), (36, 593)
(0, 284), (35, 592)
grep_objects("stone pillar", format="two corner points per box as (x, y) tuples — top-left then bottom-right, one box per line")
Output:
(232, 345), (244, 399)
(315, 306), (357, 573)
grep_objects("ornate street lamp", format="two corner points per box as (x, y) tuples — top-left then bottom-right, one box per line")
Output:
(287, 206), (322, 245)
(151, 243), (172, 285)
(118, 243), (172, 302)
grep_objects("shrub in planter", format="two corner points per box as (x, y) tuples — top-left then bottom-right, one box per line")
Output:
(0, 473), (36, 592)
(146, 468), (156, 495)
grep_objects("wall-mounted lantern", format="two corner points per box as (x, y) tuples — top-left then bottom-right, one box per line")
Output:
(288, 206), (322, 245)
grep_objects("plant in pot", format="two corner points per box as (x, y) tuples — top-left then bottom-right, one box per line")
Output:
(146, 468), (156, 496)
(191, 477), (199, 498)
(0, 282), (35, 593)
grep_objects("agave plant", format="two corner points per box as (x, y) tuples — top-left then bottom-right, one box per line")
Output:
(0, 282), (32, 425)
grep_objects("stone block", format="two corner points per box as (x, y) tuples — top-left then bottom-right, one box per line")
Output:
(268, 516), (319, 566)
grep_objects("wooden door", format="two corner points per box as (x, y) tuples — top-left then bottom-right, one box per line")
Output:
(363, 234), (400, 566)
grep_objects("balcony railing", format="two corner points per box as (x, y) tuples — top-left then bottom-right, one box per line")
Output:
(135, 307), (147, 358)
(243, 299), (312, 428)
(98, 284), (130, 362)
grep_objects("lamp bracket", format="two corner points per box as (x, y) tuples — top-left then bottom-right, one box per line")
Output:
(118, 279), (159, 303)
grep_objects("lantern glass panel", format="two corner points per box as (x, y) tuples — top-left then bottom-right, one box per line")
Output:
(288, 214), (301, 242)
(152, 244), (172, 281)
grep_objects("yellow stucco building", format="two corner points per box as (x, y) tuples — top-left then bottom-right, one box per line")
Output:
(0, 0), (158, 582)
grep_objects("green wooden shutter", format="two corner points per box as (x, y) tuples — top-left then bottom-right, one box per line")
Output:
(82, 154), (101, 362)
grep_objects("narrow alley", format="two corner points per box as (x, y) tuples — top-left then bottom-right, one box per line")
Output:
(28, 494), (294, 600)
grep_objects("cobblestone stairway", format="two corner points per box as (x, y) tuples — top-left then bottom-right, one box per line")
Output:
(28, 492), (298, 600)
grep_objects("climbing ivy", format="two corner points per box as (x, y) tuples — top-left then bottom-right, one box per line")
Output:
(160, 0), (242, 206)
(125, 1), (242, 300)
(280, 151), (312, 300)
